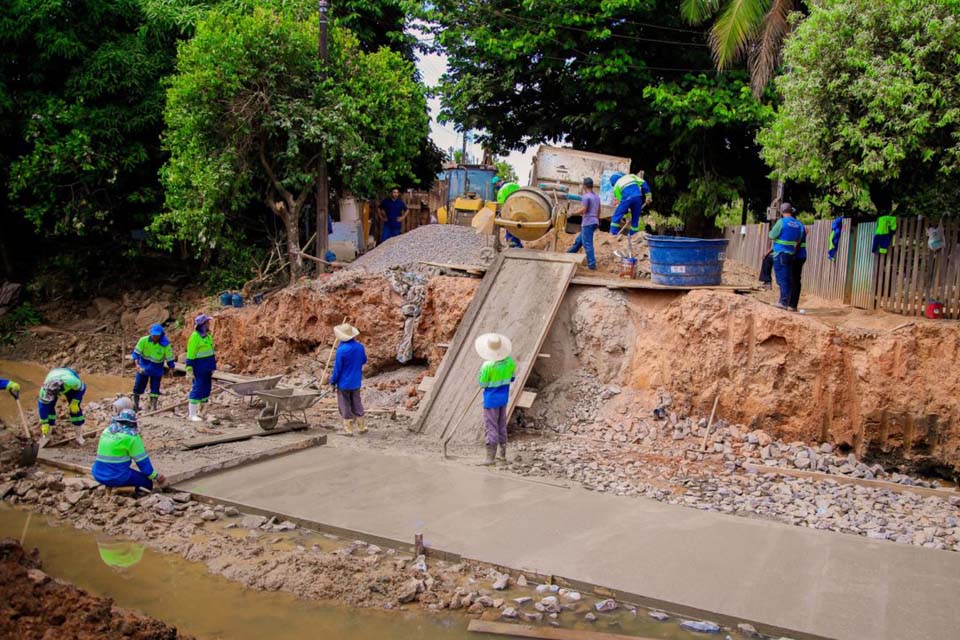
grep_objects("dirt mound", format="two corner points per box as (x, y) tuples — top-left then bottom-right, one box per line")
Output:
(199, 272), (479, 376)
(536, 286), (960, 474)
(0, 538), (191, 639)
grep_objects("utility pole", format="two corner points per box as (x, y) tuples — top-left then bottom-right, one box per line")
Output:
(315, 0), (330, 265)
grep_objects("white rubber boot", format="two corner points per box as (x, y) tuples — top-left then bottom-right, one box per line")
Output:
(188, 403), (202, 422)
(74, 425), (85, 446)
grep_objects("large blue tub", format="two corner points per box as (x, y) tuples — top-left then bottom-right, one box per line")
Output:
(647, 235), (728, 286)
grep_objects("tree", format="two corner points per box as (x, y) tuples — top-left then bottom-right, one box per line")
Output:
(154, 6), (428, 280)
(681, 0), (805, 97)
(430, 0), (772, 232)
(494, 160), (518, 183)
(758, 0), (960, 216)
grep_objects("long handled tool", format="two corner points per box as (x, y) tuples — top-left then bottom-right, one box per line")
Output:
(320, 316), (348, 387)
(15, 398), (39, 466)
(441, 387), (483, 460)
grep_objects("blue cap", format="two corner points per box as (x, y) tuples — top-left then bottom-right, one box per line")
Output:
(491, 176), (503, 185)
(116, 409), (138, 424)
(610, 172), (623, 187)
(149, 323), (164, 337)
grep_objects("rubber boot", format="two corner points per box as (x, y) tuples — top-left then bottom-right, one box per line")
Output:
(188, 403), (202, 422)
(132, 393), (140, 412)
(74, 425), (85, 446)
(355, 416), (367, 434)
(342, 418), (355, 436)
(149, 396), (159, 411)
(479, 444), (497, 466)
(497, 443), (507, 463)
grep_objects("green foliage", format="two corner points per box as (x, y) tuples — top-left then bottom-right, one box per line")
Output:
(0, 303), (43, 345)
(494, 160), (518, 183)
(759, 0), (960, 216)
(153, 6), (428, 278)
(430, 1), (773, 233)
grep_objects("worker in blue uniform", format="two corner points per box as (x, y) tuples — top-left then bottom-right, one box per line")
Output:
(768, 202), (806, 310)
(492, 176), (524, 248)
(609, 172), (652, 236)
(0, 378), (21, 400)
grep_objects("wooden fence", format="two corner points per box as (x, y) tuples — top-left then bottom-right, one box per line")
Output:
(724, 218), (960, 319)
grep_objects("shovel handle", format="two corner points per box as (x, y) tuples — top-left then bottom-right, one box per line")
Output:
(15, 398), (33, 440)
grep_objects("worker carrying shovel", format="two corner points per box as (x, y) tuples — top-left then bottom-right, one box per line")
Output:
(609, 172), (652, 237)
(131, 323), (176, 412)
(0, 378), (21, 400)
(37, 367), (87, 446)
(329, 322), (368, 436)
(475, 333), (516, 465)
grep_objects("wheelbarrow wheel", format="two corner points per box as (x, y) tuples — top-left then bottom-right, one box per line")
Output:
(257, 406), (279, 431)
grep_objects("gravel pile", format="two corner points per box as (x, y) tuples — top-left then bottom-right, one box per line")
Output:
(348, 225), (486, 273)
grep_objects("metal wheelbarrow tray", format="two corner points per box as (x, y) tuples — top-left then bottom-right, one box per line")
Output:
(225, 375), (284, 407)
(253, 387), (327, 431)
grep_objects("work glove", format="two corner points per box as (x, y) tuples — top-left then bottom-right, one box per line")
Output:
(40, 424), (51, 437)
(69, 399), (81, 414)
(185, 365), (193, 377)
(6, 381), (20, 400)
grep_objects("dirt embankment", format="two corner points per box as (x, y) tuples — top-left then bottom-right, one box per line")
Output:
(539, 287), (960, 475)
(199, 272), (478, 377)
(0, 538), (191, 640)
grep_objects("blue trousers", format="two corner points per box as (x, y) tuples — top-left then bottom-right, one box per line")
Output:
(505, 231), (523, 248)
(380, 222), (402, 243)
(93, 465), (153, 490)
(189, 371), (213, 404)
(773, 252), (795, 307)
(610, 196), (643, 236)
(567, 223), (597, 269)
(133, 372), (162, 397)
(38, 387), (85, 428)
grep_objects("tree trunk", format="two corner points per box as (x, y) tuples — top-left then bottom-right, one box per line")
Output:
(282, 207), (303, 282)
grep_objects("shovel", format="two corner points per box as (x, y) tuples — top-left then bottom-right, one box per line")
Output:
(441, 387), (483, 460)
(15, 398), (39, 467)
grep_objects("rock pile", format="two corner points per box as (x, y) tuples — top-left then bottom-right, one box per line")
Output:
(348, 225), (486, 273)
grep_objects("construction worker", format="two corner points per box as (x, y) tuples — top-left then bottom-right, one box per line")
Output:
(131, 323), (175, 412)
(185, 313), (216, 422)
(37, 367), (86, 445)
(92, 409), (165, 490)
(768, 202), (806, 310)
(609, 172), (652, 236)
(0, 378), (21, 400)
(492, 176), (523, 248)
(378, 187), (408, 243)
(789, 215), (808, 312)
(475, 333), (516, 465)
(329, 322), (367, 435)
(566, 177), (600, 270)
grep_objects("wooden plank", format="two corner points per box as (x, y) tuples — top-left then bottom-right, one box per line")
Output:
(501, 248), (586, 264)
(751, 464), (958, 500)
(570, 276), (748, 291)
(418, 376), (435, 393)
(467, 620), (661, 640)
(180, 423), (310, 450)
(516, 390), (537, 409)
(412, 252), (577, 444)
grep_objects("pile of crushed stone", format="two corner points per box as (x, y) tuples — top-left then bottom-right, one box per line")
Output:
(348, 224), (487, 272)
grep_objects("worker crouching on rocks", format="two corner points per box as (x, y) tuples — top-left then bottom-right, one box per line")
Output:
(131, 323), (175, 412)
(38, 367), (87, 446)
(330, 323), (367, 436)
(475, 333), (516, 465)
(186, 314), (216, 423)
(92, 409), (165, 491)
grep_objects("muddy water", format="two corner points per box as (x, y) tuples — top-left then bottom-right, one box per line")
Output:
(0, 506), (706, 640)
(0, 359), (129, 425)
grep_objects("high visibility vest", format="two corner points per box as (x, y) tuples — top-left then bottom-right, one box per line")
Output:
(613, 174), (644, 200)
(773, 217), (805, 255)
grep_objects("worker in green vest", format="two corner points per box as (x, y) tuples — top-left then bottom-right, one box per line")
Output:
(492, 176), (524, 248)
(131, 323), (176, 412)
(475, 332), (516, 465)
(186, 314), (216, 422)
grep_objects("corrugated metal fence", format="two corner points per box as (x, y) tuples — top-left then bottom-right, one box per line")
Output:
(724, 218), (960, 319)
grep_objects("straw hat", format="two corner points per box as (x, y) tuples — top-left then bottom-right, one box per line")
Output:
(334, 322), (360, 342)
(474, 333), (512, 361)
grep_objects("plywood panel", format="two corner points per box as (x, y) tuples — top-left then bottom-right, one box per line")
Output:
(412, 249), (580, 443)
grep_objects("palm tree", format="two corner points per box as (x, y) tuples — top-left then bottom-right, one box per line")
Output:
(682, 0), (803, 98)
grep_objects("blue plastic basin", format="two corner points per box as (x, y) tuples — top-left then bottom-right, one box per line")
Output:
(647, 235), (728, 286)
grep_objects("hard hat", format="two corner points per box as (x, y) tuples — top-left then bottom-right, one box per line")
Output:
(149, 323), (164, 337)
(610, 172), (623, 187)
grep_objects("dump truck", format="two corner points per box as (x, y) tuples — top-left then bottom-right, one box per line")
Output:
(529, 145), (632, 221)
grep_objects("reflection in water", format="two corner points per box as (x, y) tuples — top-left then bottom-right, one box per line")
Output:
(97, 540), (145, 570)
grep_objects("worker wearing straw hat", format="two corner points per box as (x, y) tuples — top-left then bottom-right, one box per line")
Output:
(475, 333), (516, 465)
(330, 322), (368, 435)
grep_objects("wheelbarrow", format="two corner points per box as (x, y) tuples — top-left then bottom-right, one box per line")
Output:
(224, 375), (284, 408)
(253, 388), (327, 431)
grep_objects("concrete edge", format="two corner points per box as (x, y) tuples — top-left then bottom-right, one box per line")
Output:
(37, 433), (327, 486)
(178, 489), (834, 640)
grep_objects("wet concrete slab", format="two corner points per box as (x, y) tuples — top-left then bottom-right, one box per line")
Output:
(180, 446), (960, 640)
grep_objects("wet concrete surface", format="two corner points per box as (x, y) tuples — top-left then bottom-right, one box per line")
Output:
(182, 445), (960, 640)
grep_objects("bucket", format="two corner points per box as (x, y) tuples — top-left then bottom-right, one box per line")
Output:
(925, 300), (944, 319)
(231, 293), (244, 308)
(619, 256), (637, 279)
(219, 291), (232, 306)
(647, 235), (728, 286)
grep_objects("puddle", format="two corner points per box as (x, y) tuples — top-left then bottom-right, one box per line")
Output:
(0, 506), (730, 640)
(0, 359), (129, 425)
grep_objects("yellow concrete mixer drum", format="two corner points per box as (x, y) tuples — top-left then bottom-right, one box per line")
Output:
(498, 187), (555, 242)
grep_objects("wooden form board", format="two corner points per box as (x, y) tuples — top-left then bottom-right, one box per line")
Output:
(467, 620), (661, 640)
(411, 249), (582, 443)
(417, 376), (538, 408)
